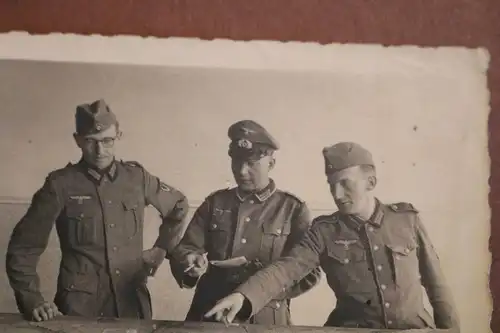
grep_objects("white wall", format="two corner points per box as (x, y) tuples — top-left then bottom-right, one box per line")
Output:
(0, 49), (491, 332)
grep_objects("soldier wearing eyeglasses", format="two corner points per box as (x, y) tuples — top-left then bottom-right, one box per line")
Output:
(6, 99), (189, 322)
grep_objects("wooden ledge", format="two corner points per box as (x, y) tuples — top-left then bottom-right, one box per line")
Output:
(0, 313), (455, 333)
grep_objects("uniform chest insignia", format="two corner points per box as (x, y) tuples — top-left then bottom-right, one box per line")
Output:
(213, 208), (232, 216)
(334, 239), (358, 249)
(69, 195), (92, 204)
(159, 182), (171, 192)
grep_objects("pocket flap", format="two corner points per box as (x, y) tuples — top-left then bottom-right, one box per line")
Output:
(262, 220), (291, 236)
(326, 247), (349, 263)
(387, 243), (416, 256)
(327, 242), (365, 264)
(65, 204), (91, 219)
(122, 198), (139, 210)
(62, 275), (96, 294)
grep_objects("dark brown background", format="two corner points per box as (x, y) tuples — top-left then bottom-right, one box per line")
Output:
(0, 0), (498, 331)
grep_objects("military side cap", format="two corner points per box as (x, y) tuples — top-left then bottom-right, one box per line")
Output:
(228, 120), (279, 160)
(75, 99), (117, 135)
(322, 142), (374, 174)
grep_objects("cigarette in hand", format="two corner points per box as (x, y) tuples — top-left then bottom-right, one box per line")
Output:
(183, 264), (195, 273)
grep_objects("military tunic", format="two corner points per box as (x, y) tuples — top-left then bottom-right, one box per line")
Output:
(236, 199), (460, 330)
(170, 179), (322, 325)
(6, 159), (189, 320)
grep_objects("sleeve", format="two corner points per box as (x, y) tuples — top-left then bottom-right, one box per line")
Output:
(277, 203), (322, 300)
(235, 221), (326, 317)
(168, 198), (212, 289)
(142, 168), (189, 256)
(416, 215), (460, 329)
(5, 174), (63, 316)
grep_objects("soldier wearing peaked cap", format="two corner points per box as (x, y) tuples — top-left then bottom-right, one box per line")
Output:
(206, 141), (460, 331)
(6, 99), (189, 322)
(169, 120), (322, 325)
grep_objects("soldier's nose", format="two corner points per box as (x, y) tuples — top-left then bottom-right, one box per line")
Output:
(239, 164), (250, 177)
(332, 183), (345, 199)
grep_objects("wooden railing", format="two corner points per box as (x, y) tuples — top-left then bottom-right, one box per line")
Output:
(0, 313), (456, 333)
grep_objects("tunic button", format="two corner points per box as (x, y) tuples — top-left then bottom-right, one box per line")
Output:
(373, 245), (379, 251)
(377, 265), (382, 271)
(343, 258), (350, 264)
(109, 223), (115, 228)
(241, 238), (247, 244)
(244, 217), (250, 222)
(112, 246), (118, 251)
(404, 248), (410, 254)
(108, 200), (112, 204)
(69, 284), (75, 289)
(385, 302), (390, 308)
(249, 200), (254, 204)
(100, 312), (104, 316)
(80, 213), (84, 218)
(276, 302), (280, 309)
(381, 284), (387, 290)
(212, 224), (218, 229)
(395, 255), (400, 260)
(368, 226), (374, 232)
(388, 320), (393, 325)
(115, 269), (120, 275)
(276, 229), (282, 235)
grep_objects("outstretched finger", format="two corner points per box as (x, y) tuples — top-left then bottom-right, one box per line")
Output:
(204, 301), (229, 318)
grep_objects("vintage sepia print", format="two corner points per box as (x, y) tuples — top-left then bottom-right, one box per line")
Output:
(0, 33), (491, 332)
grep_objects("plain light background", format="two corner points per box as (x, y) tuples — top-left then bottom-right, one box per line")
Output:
(0, 35), (491, 332)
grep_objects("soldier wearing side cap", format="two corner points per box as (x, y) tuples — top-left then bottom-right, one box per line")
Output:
(206, 142), (460, 331)
(169, 120), (322, 325)
(6, 99), (189, 322)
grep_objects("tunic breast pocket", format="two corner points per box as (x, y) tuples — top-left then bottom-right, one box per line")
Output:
(65, 206), (97, 246)
(324, 242), (367, 290)
(326, 242), (366, 266)
(122, 198), (141, 239)
(386, 242), (419, 287)
(260, 222), (292, 259)
(207, 222), (232, 259)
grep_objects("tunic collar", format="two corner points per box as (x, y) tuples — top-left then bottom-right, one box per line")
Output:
(344, 198), (384, 230)
(236, 179), (277, 203)
(78, 158), (117, 182)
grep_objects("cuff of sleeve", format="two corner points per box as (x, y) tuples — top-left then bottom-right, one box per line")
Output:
(153, 237), (170, 255)
(237, 297), (253, 322)
(154, 232), (182, 257)
(235, 286), (268, 318)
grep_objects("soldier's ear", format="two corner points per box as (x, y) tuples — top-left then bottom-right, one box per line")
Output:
(366, 174), (377, 191)
(268, 156), (276, 171)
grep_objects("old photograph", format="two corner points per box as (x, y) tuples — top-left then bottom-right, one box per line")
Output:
(0, 33), (491, 332)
